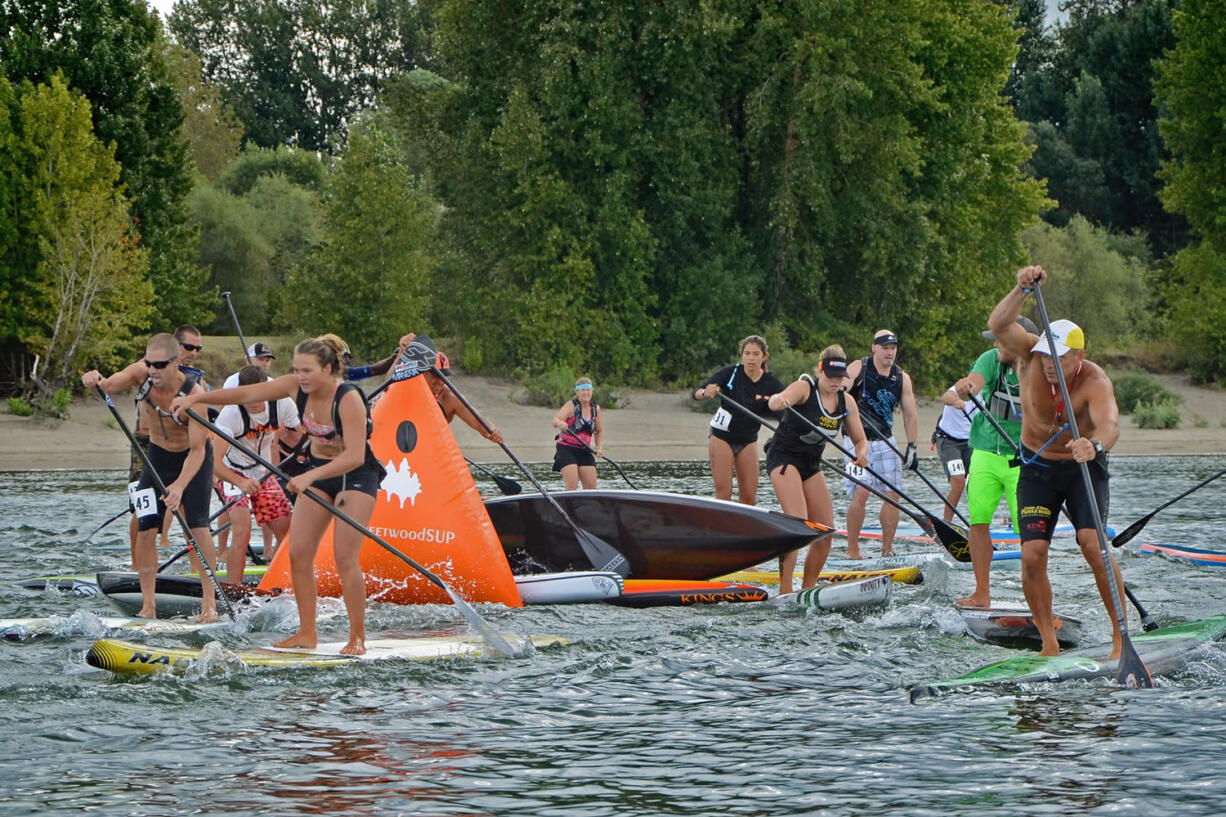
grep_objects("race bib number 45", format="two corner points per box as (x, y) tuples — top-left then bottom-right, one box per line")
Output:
(131, 487), (159, 518)
(709, 407), (732, 432)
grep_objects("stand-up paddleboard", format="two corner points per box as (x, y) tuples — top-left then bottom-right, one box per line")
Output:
(910, 614), (1226, 701)
(86, 633), (569, 677)
(716, 565), (923, 586)
(1138, 542), (1226, 566)
(838, 523), (1095, 546)
(1, 614), (217, 642)
(98, 571), (276, 618)
(486, 489), (831, 579)
(773, 575), (892, 612)
(956, 604), (1083, 649)
(20, 565), (265, 595)
(514, 571), (624, 604)
(605, 580), (768, 608)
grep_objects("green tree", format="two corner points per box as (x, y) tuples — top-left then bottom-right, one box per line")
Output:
(220, 144), (327, 196)
(8, 76), (154, 405)
(285, 116), (435, 354)
(165, 44), (244, 182)
(1155, 0), (1226, 381)
(0, 0), (211, 328)
(169, 0), (434, 152)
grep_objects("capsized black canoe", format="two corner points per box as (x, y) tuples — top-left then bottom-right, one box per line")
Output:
(484, 489), (831, 580)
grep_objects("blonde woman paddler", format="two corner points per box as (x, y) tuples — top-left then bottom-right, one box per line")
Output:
(551, 377), (602, 490)
(765, 346), (870, 594)
(693, 335), (784, 505)
(173, 335), (385, 655)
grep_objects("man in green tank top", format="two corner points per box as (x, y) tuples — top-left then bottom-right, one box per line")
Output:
(948, 315), (1035, 608)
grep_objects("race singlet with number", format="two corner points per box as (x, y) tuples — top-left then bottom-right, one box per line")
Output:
(709, 407), (732, 432)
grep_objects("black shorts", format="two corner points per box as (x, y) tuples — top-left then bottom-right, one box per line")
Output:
(765, 441), (825, 482)
(1017, 446), (1109, 542)
(935, 434), (971, 479)
(306, 451), (385, 499)
(135, 442), (214, 531)
(709, 430), (755, 456)
(552, 442), (596, 471)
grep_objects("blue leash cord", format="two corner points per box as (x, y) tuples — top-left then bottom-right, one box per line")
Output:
(1016, 423), (1070, 469)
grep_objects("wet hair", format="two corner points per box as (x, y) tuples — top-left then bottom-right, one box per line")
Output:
(146, 333), (180, 360)
(237, 364), (265, 387)
(295, 335), (347, 375)
(174, 325), (201, 343)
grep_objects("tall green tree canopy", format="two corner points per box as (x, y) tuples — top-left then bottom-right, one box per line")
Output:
(169, 0), (434, 152)
(0, 0), (210, 328)
(392, 0), (1044, 386)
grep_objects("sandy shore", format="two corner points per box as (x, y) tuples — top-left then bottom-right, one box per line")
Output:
(2, 372), (1223, 472)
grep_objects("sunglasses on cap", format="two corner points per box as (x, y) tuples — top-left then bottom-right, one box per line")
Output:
(179, 342), (203, 352)
(144, 358), (175, 369)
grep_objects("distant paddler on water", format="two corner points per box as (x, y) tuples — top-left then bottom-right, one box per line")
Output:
(551, 377), (603, 491)
(764, 346), (869, 595)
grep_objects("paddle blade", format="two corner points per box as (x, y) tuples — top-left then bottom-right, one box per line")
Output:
(580, 531), (630, 578)
(1117, 637), (1154, 688)
(1110, 513), (1152, 548)
(440, 584), (527, 658)
(931, 518), (972, 563)
(390, 335), (438, 381)
(493, 474), (523, 495)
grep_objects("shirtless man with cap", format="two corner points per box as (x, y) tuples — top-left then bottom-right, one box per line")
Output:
(987, 265), (1125, 658)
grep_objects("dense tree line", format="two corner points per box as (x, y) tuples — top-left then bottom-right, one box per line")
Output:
(4, 0), (1226, 409)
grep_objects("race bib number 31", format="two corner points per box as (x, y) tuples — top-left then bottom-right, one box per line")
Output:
(709, 407), (732, 432)
(131, 487), (159, 518)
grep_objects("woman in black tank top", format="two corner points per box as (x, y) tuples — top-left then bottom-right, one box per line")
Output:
(692, 335), (784, 505)
(765, 346), (870, 594)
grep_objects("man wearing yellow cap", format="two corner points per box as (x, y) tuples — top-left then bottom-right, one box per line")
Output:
(987, 265), (1126, 660)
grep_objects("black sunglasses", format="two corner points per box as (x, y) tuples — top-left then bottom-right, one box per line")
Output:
(180, 342), (203, 352)
(144, 358), (174, 369)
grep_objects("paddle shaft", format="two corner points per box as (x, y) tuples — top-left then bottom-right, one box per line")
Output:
(464, 456), (522, 495)
(84, 506), (130, 542)
(1032, 281), (1151, 686)
(560, 426), (638, 489)
(1111, 464), (1226, 548)
(182, 408), (521, 657)
(857, 409), (971, 527)
(95, 387), (235, 620)
(220, 291), (252, 364)
(761, 400), (970, 559)
(714, 392), (957, 554)
(427, 367), (629, 576)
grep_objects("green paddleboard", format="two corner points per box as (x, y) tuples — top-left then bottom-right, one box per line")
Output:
(910, 614), (1226, 701)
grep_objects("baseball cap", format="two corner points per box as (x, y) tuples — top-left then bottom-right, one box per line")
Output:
(246, 342), (276, 359)
(873, 332), (899, 346)
(1030, 319), (1085, 357)
(820, 357), (849, 379)
(982, 315), (1038, 342)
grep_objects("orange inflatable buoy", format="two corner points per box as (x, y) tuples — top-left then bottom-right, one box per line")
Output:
(257, 374), (522, 607)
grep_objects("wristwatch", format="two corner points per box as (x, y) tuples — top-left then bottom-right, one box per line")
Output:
(1091, 439), (1104, 455)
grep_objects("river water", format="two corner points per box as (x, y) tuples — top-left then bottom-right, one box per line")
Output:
(2, 457), (1225, 816)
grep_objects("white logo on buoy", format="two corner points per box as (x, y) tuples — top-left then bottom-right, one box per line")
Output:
(381, 457), (423, 508)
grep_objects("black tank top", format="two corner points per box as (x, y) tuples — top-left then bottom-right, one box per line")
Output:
(772, 379), (846, 453)
(850, 357), (902, 441)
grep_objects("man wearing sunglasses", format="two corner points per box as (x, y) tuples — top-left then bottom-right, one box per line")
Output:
(82, 333), (221, 620)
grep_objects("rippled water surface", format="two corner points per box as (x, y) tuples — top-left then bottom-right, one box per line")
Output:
(3, 457), (1226, 816)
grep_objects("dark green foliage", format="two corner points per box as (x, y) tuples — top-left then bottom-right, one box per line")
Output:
(0, 0), (210, 329)
(169, 0), (434, 153)
(220, 145), (328, 196)
(1112, 371), (1180, 414)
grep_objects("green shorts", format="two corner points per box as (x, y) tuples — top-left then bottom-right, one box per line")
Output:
(966, 448), (1020, 529)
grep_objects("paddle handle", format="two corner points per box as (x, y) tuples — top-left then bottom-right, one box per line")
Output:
(221, 291), (252, 364)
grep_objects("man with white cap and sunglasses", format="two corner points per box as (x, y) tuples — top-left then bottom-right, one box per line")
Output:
(987, 264), (1125, 659)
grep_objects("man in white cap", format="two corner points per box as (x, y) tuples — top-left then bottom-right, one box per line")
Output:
(987, 265), (1125, 659)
